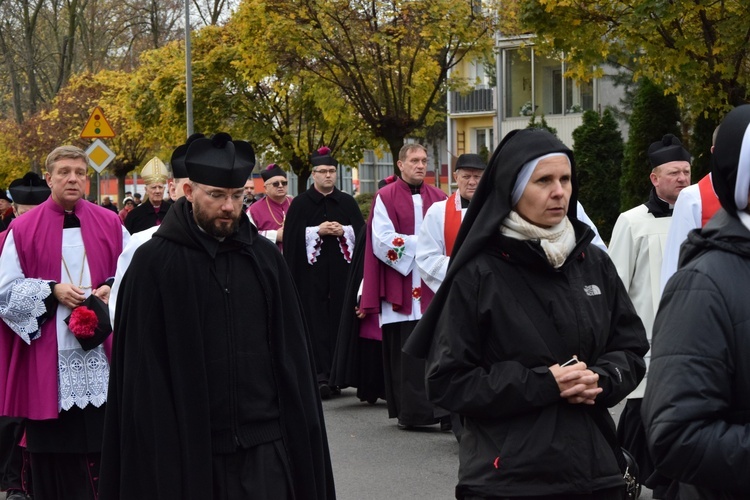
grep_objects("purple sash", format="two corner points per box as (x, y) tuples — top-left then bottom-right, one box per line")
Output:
(361, 178), (446, 316)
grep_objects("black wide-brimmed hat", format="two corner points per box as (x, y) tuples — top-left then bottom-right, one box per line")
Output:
(455, 153), (486, 170)
(8, 172), (51, 205)
(185, 133), (256, 188)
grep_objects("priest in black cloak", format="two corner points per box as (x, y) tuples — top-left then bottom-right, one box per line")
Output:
(283, 146), (365, 399)
(99, 133), (335, 500)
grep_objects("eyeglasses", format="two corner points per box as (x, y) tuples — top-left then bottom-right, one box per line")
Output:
(314, 168), (337, 175)
(195, 185), (244, 202)
(267, 180), (288, 188)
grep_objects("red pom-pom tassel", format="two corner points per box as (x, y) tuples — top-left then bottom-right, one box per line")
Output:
(68, 306), (98, 339)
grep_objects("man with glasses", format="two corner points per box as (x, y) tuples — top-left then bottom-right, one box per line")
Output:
(99, 133), (334, 499)
(283, 146), (365, 399)
(124, 157), (170, 234)
(248, 164), (292, 251)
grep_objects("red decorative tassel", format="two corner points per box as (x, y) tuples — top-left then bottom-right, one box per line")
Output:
(317, 146), (331, 155)
(68, 306), (98, 339)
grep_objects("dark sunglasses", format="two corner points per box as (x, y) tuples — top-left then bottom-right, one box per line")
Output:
(267, 181), (288, 188)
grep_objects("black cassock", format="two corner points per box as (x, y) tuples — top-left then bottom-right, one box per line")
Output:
(330, 225), (386, 404)
(283, 187), (365, 385)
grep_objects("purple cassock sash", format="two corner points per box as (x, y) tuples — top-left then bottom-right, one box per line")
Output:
(0, 197), (122, 420)
(361, 178), (446, 316)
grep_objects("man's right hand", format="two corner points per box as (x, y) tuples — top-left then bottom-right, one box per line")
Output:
(53, 283), (86, 309)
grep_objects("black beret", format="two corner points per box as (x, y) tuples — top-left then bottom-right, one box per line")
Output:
(185, 133), (256, 188)
(648, 134), (691, 168)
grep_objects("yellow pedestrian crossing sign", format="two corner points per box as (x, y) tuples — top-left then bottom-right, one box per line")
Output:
(80, 106), (116, 139)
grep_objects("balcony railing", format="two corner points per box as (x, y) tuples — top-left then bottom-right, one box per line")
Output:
(450, 88), (495, 114)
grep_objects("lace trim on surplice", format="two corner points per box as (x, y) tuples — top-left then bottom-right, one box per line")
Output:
(58, 347), (109, 411)
(0, 278), (51, 344)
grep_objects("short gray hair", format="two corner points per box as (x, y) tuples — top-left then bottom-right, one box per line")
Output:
(45, 146), (88, 173)
(398, 143), (427, 162)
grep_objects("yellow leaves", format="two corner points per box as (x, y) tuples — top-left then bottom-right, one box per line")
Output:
(520, 0), (750, 112)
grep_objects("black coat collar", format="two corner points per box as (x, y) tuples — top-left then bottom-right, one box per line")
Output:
(305, 185), (341, 204)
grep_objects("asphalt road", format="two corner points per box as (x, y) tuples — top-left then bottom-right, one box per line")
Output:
(0, 393), (655, 499)
(323, 389), (655, 500)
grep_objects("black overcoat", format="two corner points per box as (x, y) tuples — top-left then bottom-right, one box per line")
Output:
(99, 197), (335, 499)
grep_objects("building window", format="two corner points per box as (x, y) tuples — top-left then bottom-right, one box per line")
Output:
(504, 47), (533, 119)
(503, 47), (594, 118)
(475, 128), (494, 158)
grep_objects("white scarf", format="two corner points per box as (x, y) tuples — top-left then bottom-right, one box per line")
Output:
(500, 211), (577, 268)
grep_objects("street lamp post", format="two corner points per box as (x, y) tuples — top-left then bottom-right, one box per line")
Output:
(185, 0), (194, 136)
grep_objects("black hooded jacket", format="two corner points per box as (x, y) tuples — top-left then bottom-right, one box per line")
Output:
(405, 129), (648, 498)
(642, 103), (750, 500)
(99, 197), (335, 499)
(642, 210), (750, 499)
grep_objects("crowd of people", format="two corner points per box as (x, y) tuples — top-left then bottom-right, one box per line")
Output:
(2, 104), (750, 500)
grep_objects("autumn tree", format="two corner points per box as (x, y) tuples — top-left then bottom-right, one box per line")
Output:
(0, 0), (193, 125)
(0, 120), (29, 187)
(238, 0), (498, 171)
(127, 20), (375, 191)
(515, 0), (750, 115)
(226, 14), (377, 191)
(13, 70), (155, 198)
(191, 0), (238, 26)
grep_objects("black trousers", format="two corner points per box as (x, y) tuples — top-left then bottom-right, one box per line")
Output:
(0, 417), (27, 491)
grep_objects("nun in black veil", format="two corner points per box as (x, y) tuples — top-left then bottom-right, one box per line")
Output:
(405, 128), (648, 500)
